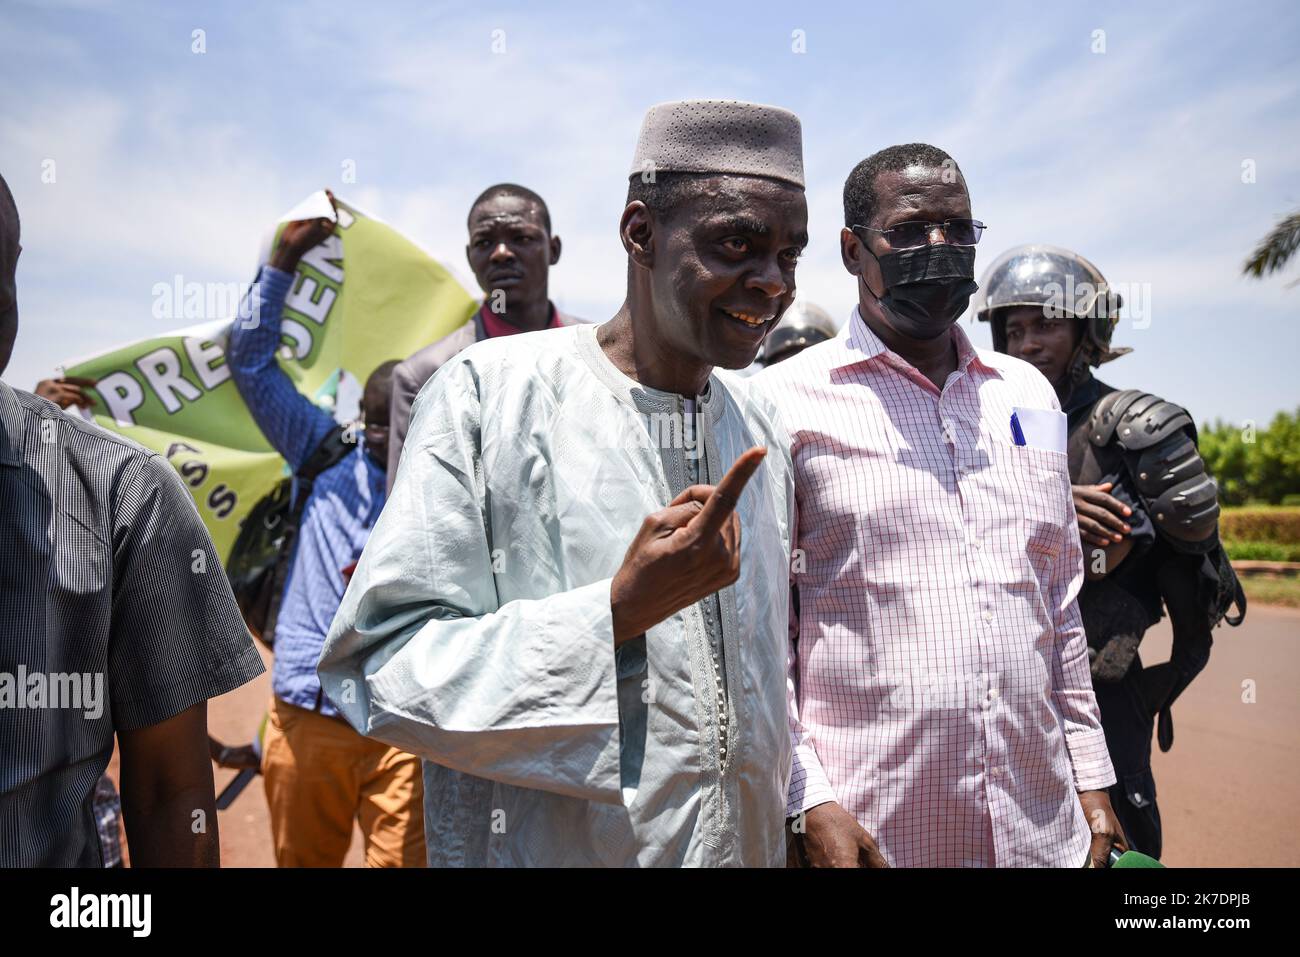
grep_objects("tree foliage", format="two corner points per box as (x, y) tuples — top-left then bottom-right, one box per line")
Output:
(1243, 210), (1300, 279)
(1201, 409), (1300, 505)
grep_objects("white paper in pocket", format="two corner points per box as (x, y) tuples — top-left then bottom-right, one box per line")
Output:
(1012, 406), (1067, 454)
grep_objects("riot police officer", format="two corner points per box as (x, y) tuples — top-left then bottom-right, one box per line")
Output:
(975, 244), (1246, 858)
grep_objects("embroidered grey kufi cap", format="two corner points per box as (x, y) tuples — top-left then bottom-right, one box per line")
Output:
(629, 99), (805, 189)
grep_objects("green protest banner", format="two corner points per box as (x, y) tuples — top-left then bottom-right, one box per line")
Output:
(64, 192), (478, 562)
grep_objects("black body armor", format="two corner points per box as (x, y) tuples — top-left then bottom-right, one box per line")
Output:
(1069, 385), (1246, 753)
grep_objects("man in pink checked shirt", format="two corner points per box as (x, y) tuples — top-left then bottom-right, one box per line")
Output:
(756, 144), (1127, 868)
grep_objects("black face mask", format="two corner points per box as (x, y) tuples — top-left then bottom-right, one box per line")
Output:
(865, 242), (979, 340)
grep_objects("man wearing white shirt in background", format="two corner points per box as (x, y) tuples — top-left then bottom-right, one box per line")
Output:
(758, 143), (1127, 868)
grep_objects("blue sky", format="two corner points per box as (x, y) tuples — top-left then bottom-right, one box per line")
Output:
(3, 0), (1297, 425)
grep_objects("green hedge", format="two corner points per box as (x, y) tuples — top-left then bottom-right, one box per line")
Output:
(1220, 507), (1300, 544)
(1225, 540), (1300, 563)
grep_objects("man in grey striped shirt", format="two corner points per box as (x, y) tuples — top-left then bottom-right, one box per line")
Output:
(0, 172), (265, 867)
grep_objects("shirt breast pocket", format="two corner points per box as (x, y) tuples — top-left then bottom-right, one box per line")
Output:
(55, 507), (110, 598)
(1007, 444), (1070, 559)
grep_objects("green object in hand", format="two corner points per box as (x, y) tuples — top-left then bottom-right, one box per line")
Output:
(1110, 848), (1165, 868)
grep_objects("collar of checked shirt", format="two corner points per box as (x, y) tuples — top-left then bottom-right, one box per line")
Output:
(832, 306), (1002, 389)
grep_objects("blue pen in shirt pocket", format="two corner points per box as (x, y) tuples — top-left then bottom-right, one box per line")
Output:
(1009, 411), (1027, 446)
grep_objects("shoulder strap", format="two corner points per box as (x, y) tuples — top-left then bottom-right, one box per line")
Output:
(261, 424), (354, 645)
(298, 424), (354, 481)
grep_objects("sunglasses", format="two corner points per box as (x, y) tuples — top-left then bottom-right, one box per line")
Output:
(851, 218), (987, 250)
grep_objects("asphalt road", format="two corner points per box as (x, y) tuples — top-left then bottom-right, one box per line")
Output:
(1144, 603), (1300, 867)
(189, 605), (1298, 868)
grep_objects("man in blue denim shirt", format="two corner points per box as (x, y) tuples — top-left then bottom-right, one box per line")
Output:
(228, 211), (424, 867)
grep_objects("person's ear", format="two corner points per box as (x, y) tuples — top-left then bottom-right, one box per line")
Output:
(549, 234), (562, 266)
(620, 202), (654, 269)
(840, 226), (865, 276)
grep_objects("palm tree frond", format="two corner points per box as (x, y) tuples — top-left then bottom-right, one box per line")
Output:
(1243, 210), (1300, 278)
